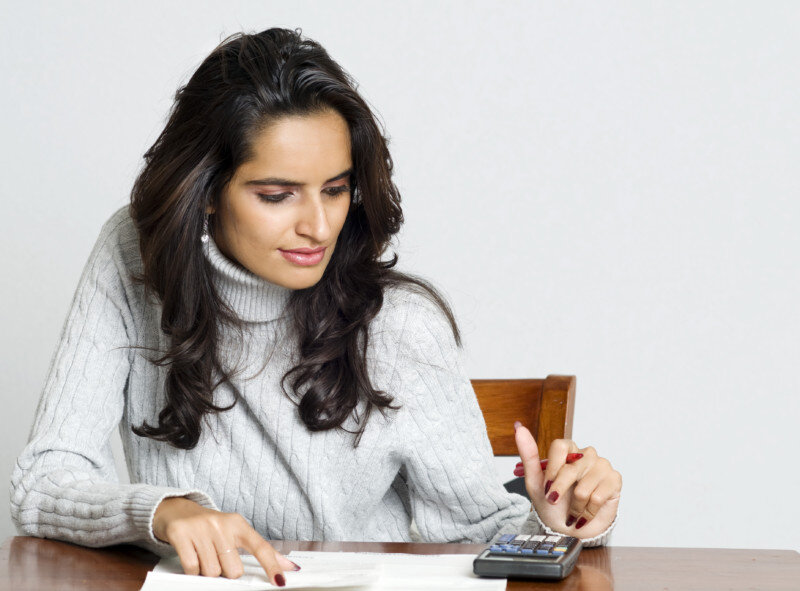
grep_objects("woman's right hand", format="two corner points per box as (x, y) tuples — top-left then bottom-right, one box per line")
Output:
(152, 497), (299, 587)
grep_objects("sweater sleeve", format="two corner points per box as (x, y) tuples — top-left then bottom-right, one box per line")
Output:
(389, 293), (616, 547)
(9, 212), (217, 557)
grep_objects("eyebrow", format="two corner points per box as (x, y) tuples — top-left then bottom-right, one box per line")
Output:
(243, 167), (353, 187)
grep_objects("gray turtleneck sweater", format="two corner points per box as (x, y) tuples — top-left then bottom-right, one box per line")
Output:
(10, 205), (614, 557)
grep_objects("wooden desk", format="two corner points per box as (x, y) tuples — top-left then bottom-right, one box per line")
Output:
(1, 536), (798, 590)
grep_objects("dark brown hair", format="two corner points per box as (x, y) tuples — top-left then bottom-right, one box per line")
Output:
(129, 27), (460, 449)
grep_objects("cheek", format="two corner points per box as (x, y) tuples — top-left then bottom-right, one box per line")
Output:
(331, 200), (351, 234)
(246, 211), (290, 248)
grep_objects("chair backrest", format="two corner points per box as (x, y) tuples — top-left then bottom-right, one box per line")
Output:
(471, 375), (576, 459)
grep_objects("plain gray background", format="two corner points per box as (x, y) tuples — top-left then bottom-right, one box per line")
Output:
(2, 1), (798, 551)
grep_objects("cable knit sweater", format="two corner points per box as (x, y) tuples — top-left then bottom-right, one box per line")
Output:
(10, 205), (614, 557)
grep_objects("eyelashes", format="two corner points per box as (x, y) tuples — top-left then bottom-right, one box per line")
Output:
(257, 185), (351, 204)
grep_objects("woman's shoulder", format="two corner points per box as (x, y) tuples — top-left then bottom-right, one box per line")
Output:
(91, 204), (142, 277)
(371, 282), (459, 351)
(98, 204), (138, 252)
(367, 283), (466, 402)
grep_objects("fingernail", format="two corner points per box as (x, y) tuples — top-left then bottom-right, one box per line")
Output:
(290, 561), (301, 571)
(514, 421), (521, 432)
(513, 467), (525, 477)
(566, 515), (577, 527)
(544, 480), (552, 495)
(515, 461), (523, 468)
(547, 491), (559, 504)
(576, 517), (587, 529)
(275, 573), (286, 587)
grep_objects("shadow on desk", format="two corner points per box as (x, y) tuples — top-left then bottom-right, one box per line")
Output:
(2, 536), (799, 591)
(6, 536), (157, 590)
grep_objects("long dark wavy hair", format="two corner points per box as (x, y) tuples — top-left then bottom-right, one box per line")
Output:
(128, 27), (460, 450)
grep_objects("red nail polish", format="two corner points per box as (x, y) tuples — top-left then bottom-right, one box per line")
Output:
(544, 480), (552, 495)
(515, 461), (523, 468)
(575, 517), (587, 529)
(513, 468), (525, 477)
(566, 515), (577, 527)
(290, 561), (301, 571)
(275, 573), (286, 587)
(547, 491), (559, 504)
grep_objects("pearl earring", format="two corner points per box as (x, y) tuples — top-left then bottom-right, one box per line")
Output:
(201, 213), (210, 244)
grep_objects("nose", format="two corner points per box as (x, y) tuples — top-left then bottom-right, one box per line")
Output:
(295, 193), (333, 244)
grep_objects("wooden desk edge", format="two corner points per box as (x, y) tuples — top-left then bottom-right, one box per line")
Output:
(1, 537), (798, 591)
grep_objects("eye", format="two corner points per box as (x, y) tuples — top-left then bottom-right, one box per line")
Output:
(325, 185), (351, 197)
(257, 192), (292, 203)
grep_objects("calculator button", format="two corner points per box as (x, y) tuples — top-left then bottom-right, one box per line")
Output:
(497, 534), (515, 543)
(545, 535), (562, 543)
(554, 546), (568, 552)
(521, 540), (539, 550)
(521, 548), (534, 555)
(489, 545), (504, 553)
(530, 535), (546, 542)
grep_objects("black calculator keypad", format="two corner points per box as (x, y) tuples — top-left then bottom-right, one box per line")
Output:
(475, 533), (582, 580)
(489, 534), (576, 558)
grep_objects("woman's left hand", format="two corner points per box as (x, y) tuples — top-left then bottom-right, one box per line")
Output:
(514, 422), (622, 539)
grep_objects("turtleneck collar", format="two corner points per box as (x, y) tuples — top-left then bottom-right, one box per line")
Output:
(202, 234), (293, 323)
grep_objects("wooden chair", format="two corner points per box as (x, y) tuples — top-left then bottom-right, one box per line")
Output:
(471, 375), (576, 498)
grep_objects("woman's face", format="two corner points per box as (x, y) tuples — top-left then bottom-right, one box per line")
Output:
(209, 108), (353, 290)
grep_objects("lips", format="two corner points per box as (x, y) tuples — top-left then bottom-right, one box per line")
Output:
(279, 247), (326, 266)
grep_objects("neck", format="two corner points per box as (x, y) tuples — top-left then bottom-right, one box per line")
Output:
(202, 235), (292, 323)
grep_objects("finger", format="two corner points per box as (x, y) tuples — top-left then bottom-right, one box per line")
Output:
(238, 528), (286, 587)
(542, 440), (581, 486)
(576, 468), (622, 530)
(566, 460), (607, 526)
(193, 538), (222, 578)
(172, 536), (201, 576)
(213, 537), (244, 580)
(514, 454), (583, 477)
(545, 442), (592, 502)
(514, 421), (543, 494)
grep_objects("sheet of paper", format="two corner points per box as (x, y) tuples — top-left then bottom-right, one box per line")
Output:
(143, 553), (379, 590)
(288, 551), (506, 590)
(140, 551), (506, 590)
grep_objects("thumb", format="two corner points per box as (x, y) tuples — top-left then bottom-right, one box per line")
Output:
(514, 421), (544, 494)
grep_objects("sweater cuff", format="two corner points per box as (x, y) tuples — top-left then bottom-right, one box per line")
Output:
(531, 507), (618, 548)
(126, 484), (218, 555)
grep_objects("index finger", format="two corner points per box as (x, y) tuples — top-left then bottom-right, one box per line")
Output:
(237, 529), (288, 587)
(514, 421), (544, 491)
(543, 439), (582, 489)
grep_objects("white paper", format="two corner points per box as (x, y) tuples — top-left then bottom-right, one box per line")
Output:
(140, 551), (506, 590)
(288, 551), (506, 590)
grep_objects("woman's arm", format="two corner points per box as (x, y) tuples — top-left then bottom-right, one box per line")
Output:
(9, 212), (216, 556)
(386, 291), (618, 547)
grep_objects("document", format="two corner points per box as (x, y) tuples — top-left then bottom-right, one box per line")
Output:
(140, 550), (506, 590)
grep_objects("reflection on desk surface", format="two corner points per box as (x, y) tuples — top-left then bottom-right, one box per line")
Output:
(2, 537), (799, 591)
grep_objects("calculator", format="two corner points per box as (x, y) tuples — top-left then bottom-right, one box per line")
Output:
(473, 533), (581, 580)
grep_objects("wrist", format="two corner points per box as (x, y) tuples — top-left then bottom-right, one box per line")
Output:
(153, 496), (197, 543)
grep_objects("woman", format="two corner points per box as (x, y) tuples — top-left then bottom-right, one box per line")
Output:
(10, 28), (621, 587)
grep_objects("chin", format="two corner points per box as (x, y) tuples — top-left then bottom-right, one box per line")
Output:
(276, 271), (326, 291)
